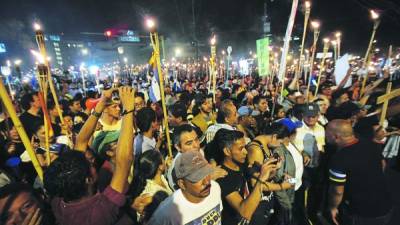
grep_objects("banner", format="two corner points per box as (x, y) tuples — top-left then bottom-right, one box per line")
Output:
(256, 37), (270, 76)
(277, 0), (299, 81)
(334, 54), (351, 88)
(148, 53), (161, 103)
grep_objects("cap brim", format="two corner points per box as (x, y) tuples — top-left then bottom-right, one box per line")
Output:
(185, 165), (214, 183)
(304, 112), (319, 117)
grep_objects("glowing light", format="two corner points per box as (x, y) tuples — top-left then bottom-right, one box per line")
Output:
(175, 48), (182, 57)
(14, 59), (22, 66)
(146, 18), (155, 29)
(335, 32), (341, 38)
(123, 57), (128, 63)
(311, 21), (320, 29)
(81, 48), (88, 55)
(30, 50), (45, 63)
(331, 40), (337, 45)
(210, 36), (216, 45)
(370, 10), (379, 20)
(33, 23), (41, 31)
(323, 38), (330, 43)
(105, 30), (112, 37)
(89, 65), (99, 74)
(221, 50), (225, 55)
(305, 1), (311, 9)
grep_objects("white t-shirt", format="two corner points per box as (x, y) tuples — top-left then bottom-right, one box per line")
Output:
(286, 142), (304, 191)
(148, 180), (223, 225)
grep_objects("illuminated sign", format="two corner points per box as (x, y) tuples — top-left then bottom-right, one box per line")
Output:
(0, 43), (6, 53)
(118, 30), (140, 42)
(49, 35), (61, 41)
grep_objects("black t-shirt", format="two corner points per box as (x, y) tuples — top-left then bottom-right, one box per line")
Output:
(19, 112), (42, 138)
(216, 165), (247, 225)
(329, 139), (392, 217)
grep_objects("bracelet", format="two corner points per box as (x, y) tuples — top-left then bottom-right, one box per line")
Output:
(122, 109), (135, 116)
(91, 111), (102, 118)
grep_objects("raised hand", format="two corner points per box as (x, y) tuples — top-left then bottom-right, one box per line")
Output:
(118, 86), (135, 112)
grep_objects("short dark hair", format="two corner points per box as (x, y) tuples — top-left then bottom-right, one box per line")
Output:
(135, 92), (145, 101)
(216, 99), (234, 123)
(206, 129), (244, 164)
(173, 124), (196, 146)
(20, 92), (37, 111)
(169, 102), (187, 121)
(44, 151), (91, 202)
(354, 115), (379, 140)
(32, 120), (44, 135)
(254, 95), (267, 105)
(47, 100), (56, 111)
(136, 107), (157, 132)
(262, 122), (290, 139)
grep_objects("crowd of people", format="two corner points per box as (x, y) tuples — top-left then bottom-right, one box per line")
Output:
(0, 64), (399, 225)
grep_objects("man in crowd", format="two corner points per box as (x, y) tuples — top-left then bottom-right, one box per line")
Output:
(134, 92), (146, 115)
(148, 151), (223, 225)
(237, 106), (258, 140)
(214, 129), (278, 225)
(44, 86), (135, 225)
(327, 119), (393, 225)
(97, 97), (121, 133)
(253, 95), (270, 132)
(134, 107), (161, 159)
(168, 102), (188, 128)
(293, 103), (326, 223)
(167, 124), (201, 189)
(19, 92), (42, 138)
(68, 95), (88, 131)
(205, 99), (239, 144)
(191, 93), (215, 134)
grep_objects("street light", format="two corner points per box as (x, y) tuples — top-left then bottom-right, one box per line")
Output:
(175, 48), (182, 57)
(81, 48), (88, 55)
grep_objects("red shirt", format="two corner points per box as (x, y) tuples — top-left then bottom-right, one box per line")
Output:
(51, 185), (126, 225)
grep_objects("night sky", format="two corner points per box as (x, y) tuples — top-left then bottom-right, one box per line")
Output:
(0, 0), (399, 60)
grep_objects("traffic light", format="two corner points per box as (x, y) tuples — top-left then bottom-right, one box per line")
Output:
(105, 30), (112, 37)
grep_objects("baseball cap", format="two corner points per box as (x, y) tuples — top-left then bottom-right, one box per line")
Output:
(98, 131), (120, 155)
(303, 103), (320, 117)
(238, 106), (260, 117)
(174, 151), (214, 183)
(278, 118), (303, 132)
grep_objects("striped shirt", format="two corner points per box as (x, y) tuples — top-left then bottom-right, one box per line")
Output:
(205, 123), (235, 144)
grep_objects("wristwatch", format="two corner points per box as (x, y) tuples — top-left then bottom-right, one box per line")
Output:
(91, 111), (102, 118)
